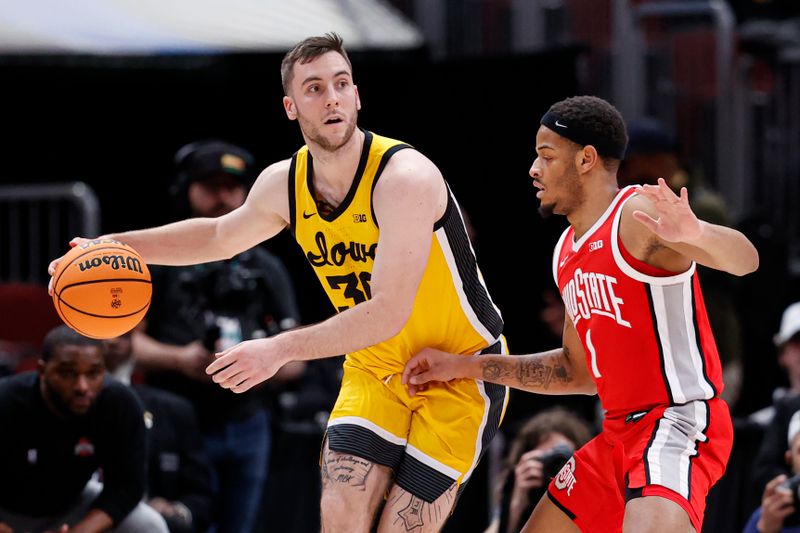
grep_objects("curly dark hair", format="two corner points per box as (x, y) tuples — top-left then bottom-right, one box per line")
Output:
(549, 95), (628, 169)
(281, 32), (352, 95)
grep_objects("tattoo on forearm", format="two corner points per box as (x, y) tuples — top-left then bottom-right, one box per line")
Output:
(480, 350), (573, 390)
(321, 449), (374, 491)
(388, 484), (457, 532)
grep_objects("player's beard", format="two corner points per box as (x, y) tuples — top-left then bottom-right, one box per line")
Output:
(299, 109), (359, 153)
(538, 164), (584, 219)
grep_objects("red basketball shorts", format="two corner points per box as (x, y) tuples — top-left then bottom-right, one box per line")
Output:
(546, 398), (732, 532)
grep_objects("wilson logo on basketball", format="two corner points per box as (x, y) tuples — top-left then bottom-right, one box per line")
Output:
(553, 457), (577, 496)
(77, 255), (144, 274)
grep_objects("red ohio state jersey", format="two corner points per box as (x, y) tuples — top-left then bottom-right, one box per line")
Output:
(553, 186), (723, 420)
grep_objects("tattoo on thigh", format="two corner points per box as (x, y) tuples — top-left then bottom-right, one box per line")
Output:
(398, 496), (425, 530)
(321, 449), (374, 491)
(389, 484), (457, 532)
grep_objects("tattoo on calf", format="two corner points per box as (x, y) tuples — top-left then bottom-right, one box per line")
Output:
(321, 450), (374, 491)
(480, 352), (573, 390)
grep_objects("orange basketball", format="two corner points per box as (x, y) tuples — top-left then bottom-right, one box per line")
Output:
(51, 239), (152, 339)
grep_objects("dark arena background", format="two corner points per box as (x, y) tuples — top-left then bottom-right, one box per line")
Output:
(1, 1), (800, 531)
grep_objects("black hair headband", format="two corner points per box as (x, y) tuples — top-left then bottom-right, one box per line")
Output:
(540, 110), (626, 159)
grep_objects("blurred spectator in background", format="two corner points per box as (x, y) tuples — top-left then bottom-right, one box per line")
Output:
(773, 304), (800, 401)
(744, 410), (800, 533)
(618, 117), (744, 407)
(131, 139), (303, 533)
(0, 325), (167, 532)
(752, 303), (800, 493)
(488, 408), (593, 533)
(104, 333), (213, 533)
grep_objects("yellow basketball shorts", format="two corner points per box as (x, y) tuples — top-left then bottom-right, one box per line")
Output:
(325, 339), (509, 503)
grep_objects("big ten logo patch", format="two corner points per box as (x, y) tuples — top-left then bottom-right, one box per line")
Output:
(352, 213), (367, 223)
(553, 456), (577, 496)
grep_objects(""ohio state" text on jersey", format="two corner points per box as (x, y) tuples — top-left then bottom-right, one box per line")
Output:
(561, 268), (631, 328)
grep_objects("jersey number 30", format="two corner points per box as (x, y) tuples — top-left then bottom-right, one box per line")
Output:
(327, 272), (372, 311)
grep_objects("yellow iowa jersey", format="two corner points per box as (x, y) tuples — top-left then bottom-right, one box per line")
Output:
(289, 130), (503, 377)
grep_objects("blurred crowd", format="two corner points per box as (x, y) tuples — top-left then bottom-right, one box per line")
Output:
(0, 128), (799, 533)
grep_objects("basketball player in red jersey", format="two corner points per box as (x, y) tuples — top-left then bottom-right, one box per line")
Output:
(403, 95), (759, 532)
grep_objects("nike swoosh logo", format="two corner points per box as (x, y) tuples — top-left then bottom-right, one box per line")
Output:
(555, 120), (567, 128)
(302, 211), (317, 219)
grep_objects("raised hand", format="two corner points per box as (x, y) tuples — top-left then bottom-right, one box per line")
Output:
(47, 237), (94, 295)
(206, 338), (287, 393)
(632, 178), (702, 244)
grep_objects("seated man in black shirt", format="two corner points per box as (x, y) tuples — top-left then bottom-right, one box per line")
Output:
(104, 333), (213, 533)
(0, 325), (167, 533)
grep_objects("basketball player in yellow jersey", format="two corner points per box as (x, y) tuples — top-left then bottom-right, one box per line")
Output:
(48, 33), (506, 532)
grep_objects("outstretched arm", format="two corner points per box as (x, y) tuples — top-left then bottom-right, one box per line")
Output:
(402, 313), (596, 396)
(206, 150), (449, 392)
(630, 178), (758, 276)
(47, 160), (291, 287)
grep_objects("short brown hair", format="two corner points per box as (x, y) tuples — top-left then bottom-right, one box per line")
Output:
(280, 33), (352, 95)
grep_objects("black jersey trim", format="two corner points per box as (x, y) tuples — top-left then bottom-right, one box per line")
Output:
(690, 276), (718, 397)
(369, 143), (413, 228)
(326, 423), (405, 470)
(546, 490), (577, 520)
(306, 129), (373, 223)
(288, 153), (298, 235)
(433, 188), (454, 232)
(642, 416), (661, 486)
(395, 454), (458, 503)
(646, 284), (674, 404)
(441, 203), (504, 338)
(686, 400), (711, 502)
(476, 341), (507, 475)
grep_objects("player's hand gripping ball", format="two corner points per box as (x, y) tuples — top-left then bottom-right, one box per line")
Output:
(51, 239), (152, 339)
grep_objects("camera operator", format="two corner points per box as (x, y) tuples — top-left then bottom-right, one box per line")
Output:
(744, 410), (800, 533)
(131, 140), (302, 533)
(491, 408), (593, 533)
